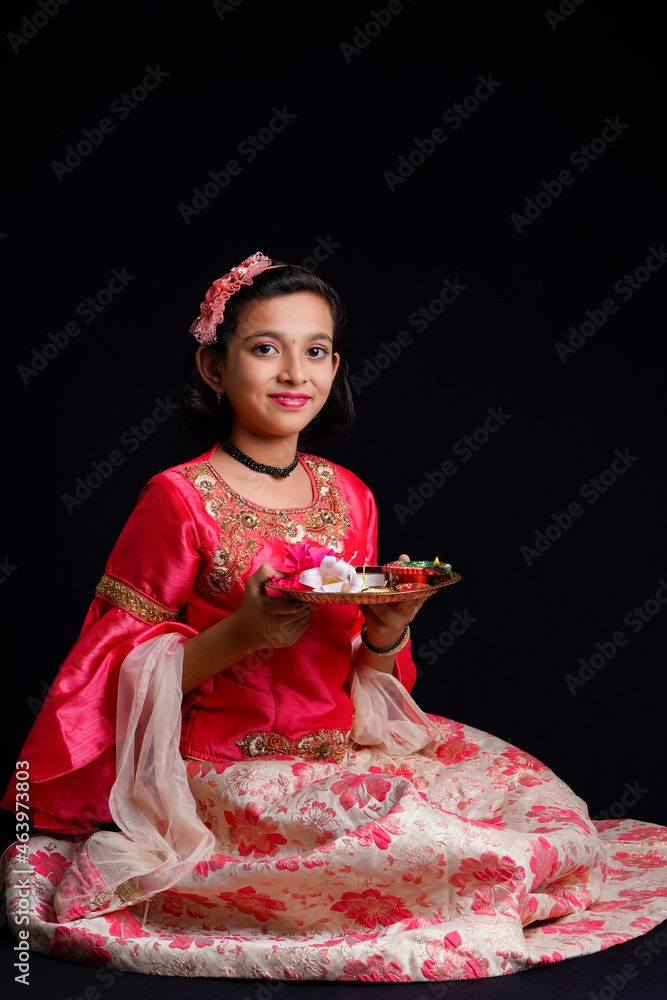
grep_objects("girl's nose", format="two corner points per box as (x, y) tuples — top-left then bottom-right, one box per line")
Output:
(279, 352), (306, 383)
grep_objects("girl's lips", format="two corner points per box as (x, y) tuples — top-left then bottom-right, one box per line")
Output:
(269, 394), (310, 408)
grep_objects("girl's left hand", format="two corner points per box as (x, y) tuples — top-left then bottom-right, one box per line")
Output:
(358, 553), (429, 649)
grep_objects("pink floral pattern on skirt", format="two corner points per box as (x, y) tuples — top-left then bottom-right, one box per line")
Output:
(2, 713), (666, 980)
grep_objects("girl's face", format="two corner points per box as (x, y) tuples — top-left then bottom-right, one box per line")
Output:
(217, 291), (340, 441)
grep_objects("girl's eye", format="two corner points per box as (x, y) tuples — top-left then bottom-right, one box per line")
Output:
(253, 343), (278, 355)
(307, 346), (328, 358)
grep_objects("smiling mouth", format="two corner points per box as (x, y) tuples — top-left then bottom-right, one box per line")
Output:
(269, 394), (311, 408)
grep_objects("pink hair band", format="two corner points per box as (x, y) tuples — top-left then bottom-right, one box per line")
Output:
(190, 251), (276, 345)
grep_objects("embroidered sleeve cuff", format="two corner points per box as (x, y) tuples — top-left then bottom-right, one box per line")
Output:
(95, 574), (180, 624)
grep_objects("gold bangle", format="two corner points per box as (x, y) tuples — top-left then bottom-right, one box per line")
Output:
(360, 623), (410, 656)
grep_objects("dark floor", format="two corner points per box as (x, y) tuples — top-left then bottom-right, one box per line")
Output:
(2, 915), (666, 1000)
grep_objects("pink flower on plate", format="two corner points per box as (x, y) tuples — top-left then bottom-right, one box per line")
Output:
(300, 555), (363, 593)
(283, 542), (336, 574)
(273, 543), (337, 588)
(273, 574), (305, 589)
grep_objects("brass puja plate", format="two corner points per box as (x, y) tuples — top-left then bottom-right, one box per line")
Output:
(265, 571), (461, 604)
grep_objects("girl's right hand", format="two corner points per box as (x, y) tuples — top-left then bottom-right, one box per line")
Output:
(230, 563), (312, 652)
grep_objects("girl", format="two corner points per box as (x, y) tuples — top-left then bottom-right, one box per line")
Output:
(2, 253), (666, 981)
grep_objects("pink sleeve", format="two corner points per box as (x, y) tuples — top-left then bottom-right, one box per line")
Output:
(1, 474), (203, 834)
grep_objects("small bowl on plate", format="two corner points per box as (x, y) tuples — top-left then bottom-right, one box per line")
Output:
(382, 561), (452, 586)
(354, 565), (387, 587)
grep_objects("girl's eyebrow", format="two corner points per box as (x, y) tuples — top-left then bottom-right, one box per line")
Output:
(240, 329), (333, 343)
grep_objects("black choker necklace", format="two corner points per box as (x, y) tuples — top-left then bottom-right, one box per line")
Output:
(223, 441), (299, 478)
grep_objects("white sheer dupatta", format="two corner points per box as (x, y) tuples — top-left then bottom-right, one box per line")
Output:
(55, 634), (214, 921)
(349, 652), (436, 756)
(55, 635), (434, 921)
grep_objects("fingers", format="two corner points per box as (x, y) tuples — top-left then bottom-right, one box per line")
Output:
(264, 604), (312, 647)
(246, 562), (281, 593)
(360, 603), (392, 625)
(361, 594), (429, 628)
(271, 597), (311, 616)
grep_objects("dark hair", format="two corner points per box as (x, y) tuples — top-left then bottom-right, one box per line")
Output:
(180, 262), (354, 446)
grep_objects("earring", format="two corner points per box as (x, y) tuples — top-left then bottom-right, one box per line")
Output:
(216, 392), (221, 405)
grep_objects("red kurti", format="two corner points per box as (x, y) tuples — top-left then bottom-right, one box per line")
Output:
(1, 444), (415, 833)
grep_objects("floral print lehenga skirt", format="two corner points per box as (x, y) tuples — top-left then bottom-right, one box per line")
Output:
(2, 635), (666, 980)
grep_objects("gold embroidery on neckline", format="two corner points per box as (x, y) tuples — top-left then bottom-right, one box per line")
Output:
(95, 574), (179, 624)
(177, 455), (351, 599)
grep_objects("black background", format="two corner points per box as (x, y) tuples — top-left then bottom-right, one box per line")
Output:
(2, 0), (666, 996)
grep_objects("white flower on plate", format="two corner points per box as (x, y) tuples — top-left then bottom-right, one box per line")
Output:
(299, 556), (363, 593)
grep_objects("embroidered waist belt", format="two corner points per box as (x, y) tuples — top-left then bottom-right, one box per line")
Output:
(234, 728), (350, 764)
